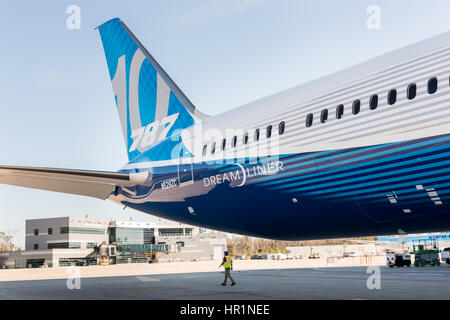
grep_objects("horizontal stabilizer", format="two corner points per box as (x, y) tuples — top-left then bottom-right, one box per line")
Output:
(0, 166), (148, 200)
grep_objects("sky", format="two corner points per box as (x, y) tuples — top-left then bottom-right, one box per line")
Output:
(2, 0), (450, 247)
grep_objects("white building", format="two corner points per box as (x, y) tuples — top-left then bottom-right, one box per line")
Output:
(0, 216), (227, 269)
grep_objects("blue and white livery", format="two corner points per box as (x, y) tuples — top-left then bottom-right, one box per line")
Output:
(1, 18), (449, 240)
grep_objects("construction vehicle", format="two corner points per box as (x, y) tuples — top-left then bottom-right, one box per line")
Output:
(97, 242), (116, 266)
(309, 252), (320, 259)
(145, 252), (158, 263)
(412, 239), (441, 267)
(386, 252), (412, 268)
(146, 243), (169, 263)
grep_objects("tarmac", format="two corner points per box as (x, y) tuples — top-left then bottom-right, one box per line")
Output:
(0, 258), (449, 300)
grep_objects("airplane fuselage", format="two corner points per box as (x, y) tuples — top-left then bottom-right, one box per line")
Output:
(3, 18), (449, 241)
(109, 31), (450, 240)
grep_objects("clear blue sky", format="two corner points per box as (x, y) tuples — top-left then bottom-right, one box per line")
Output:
(2, 0), (450, 247)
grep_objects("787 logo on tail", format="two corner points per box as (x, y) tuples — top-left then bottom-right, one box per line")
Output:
(129, 113), (179, 152)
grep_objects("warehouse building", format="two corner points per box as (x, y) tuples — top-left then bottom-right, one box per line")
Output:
(0, 216), (227, 268)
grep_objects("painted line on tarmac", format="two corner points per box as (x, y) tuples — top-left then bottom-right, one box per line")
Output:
(313, 267), (371, 272)
(136, 276), (161, 282)
(405, 273), (445, 276)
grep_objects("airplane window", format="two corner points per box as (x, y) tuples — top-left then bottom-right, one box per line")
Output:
(202, 145), (207, 156)
(232, 136), (237, 147)
(222, 139), (226, 150)
(352, 100), (361, 115)
(320, 110), (328, 123)
(428, 77), (438, 94)
(407, 83), (417, 100)
(243, 133), (249, 144)
(266, 125), (272, 138)
(336, 105), (344, 119)
(211, 142), (216, 154)
(388, 89), (397, 105)
(254, 129), (260, 141)
(306, 114), (313, 127)
(278, 121), (285, 134)
(369, 95), (378, 110)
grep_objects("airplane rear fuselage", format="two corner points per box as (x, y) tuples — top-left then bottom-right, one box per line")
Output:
(3, 18), (448, 241)
(109, 30), (450, 240)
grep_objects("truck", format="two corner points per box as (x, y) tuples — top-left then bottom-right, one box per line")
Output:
(386, 252), (412, 268)
(441, 247), (450, 265)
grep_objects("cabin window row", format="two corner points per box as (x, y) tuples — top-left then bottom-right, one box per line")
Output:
(202, 121), (286, 156)
(305, 76), (439, 128)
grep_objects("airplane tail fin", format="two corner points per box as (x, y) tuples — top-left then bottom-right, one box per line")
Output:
(97, 18), (208, 161)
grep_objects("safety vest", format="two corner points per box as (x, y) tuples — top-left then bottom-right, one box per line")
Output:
(223, 255), (232, 268)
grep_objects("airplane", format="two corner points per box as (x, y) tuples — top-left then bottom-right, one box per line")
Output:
(0, 18), (449, 240)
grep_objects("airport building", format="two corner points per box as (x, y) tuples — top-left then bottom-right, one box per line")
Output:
(0, 216), (227, 269)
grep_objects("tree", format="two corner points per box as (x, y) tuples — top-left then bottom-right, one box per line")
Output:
(0, 231), (16, 252)
(226, 236), (372, 257)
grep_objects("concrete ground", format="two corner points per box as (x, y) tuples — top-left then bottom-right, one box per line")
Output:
(0, 258), (449, 300)
(0, 257), (385, 281)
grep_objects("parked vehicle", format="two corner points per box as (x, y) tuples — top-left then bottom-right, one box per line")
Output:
(273, 253), (287, 260)
(343, 252), (357, 258)
(309, 253), (320, 259)
(412, 239), (440, 267)
(441, 247), (450, 265)
(386, 252), (412, 268)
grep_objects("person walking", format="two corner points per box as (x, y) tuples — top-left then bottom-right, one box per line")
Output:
(219, 251), (236, 286)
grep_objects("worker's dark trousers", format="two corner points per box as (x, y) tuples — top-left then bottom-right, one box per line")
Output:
(223, 267), (235, 284)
